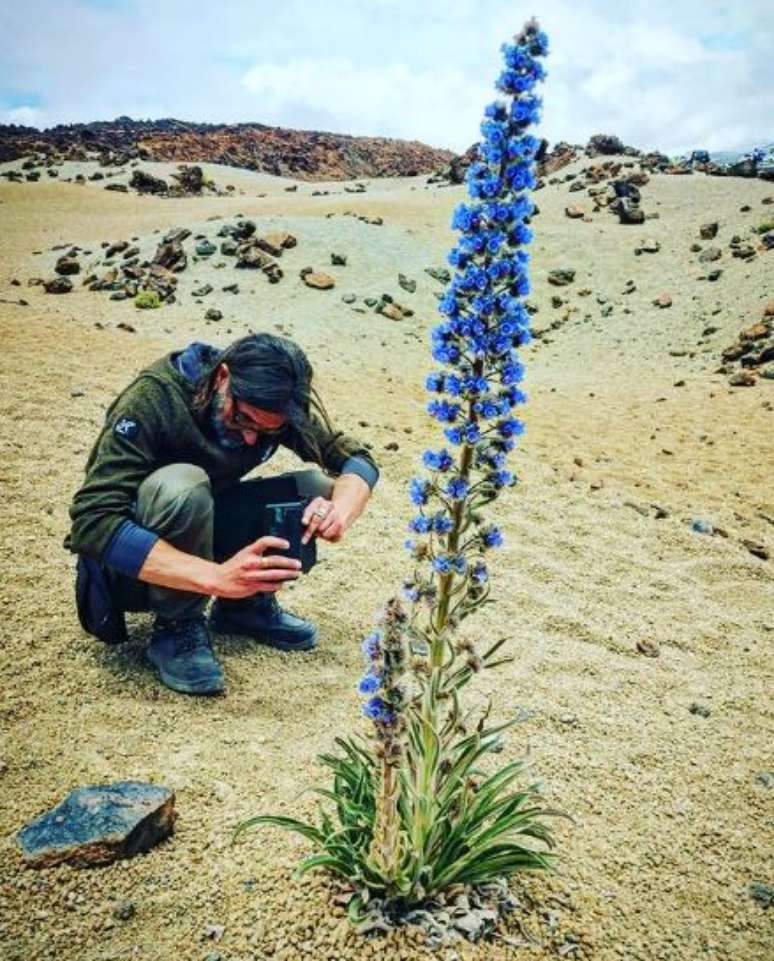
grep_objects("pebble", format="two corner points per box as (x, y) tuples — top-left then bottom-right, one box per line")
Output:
(112, 899), (136, 921)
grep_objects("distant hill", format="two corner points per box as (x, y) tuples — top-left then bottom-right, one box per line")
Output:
(0, 116), (455, 181)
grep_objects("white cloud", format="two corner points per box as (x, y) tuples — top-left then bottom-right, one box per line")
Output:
(0, 105), (47, 127)
(241, 58), (490, 149)
(0, 0), (772, 155)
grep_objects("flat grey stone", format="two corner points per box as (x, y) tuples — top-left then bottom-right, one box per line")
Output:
(17, 781), (176, 868)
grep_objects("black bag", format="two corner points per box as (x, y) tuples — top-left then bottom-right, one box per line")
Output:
(75, 554), (129, 645)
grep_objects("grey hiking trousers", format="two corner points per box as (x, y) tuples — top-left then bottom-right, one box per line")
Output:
(108, 463), (334, 620)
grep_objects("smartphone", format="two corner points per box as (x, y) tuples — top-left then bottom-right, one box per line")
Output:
(263, 500), (317, 573)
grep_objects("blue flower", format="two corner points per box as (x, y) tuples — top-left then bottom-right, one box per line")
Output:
(361, 631), (381, 659)
(445, 477), (470, 500)
(409, 514), (431, 534)
(362, 696), (388, 721)
(489, 470), (514, 488)
(410, 478), (431, 506)
(358, 672), (382, 695)
(423, 448), (454, 472)
(382, 20), (545, 739)
(425, 372), (445, 392)
(432, 512), (454, 534)
(482, 527), (504, 548)
(498, 418), (525, 439)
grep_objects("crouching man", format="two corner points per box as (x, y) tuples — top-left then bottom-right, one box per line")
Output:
(64, 333), (378, 696)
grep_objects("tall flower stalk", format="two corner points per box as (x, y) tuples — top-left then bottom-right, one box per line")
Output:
(236, 19), (566, 919)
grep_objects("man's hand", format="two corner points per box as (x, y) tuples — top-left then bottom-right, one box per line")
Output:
(301, 497), (343, 544)
(213, 536), (302, 598)
(301, 474), (372, 545)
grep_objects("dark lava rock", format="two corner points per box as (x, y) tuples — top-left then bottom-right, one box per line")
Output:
(425, 266), (451, 284)
(171, 164), (204, 195)
(153, 240), (187, 273)
(112, 899), (136, 921)
(748, 882), (774, 909)
(547, 268), (576, 287)
(617, 198), (645, 224)
(195, 239), (216, 257)
(699, 222), (719, 239)
(688, 701), (711, 717)
(205, 308), (223, 321)
(587, 133), (626, 155)
(331, 252), (347, 266)
(163, 227), (192, 245)
(55, 255), (80, 276)
(44, 277), (73, 294)
(16, 781), (176, 868)
(236, 245), (275, 270)
(130, 170), (168, 195)
(398, 273), (417, 293)
(104, 183), (128, 193)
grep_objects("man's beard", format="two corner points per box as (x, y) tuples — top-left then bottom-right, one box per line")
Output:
(209, 390), (246, 450)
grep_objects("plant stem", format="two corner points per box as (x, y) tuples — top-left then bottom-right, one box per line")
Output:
(430, 358), (483, 667)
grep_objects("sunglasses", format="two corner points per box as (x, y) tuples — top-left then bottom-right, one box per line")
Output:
(227, 401), (287, 436)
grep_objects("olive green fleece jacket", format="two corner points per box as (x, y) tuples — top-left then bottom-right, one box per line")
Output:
(65, 351), (378, 561)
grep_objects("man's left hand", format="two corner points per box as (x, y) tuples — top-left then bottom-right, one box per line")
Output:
(302, 496), (344, 544)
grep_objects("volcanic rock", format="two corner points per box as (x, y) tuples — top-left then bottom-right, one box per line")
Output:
(301, 270), (335, 290)
(130, 170), (168, 195)
(163, 227), (192, 245)
(617, 198), (645, 224)
(236, 246), (275, 270)
(171, 164), (205, 195)
(254, 233), (293, 257)
(700, 222), (719, 239)
(587, 134), (626, 156)
(153, 240), (187, 273)
(425, 266), (451, 284)
(548, 268), (576, 287)
(16, 781), (176, 868)
(44, 277), (73, 294)
(55, 255), (80, 275)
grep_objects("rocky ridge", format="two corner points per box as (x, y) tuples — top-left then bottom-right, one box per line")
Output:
(0, 116), (455, 181)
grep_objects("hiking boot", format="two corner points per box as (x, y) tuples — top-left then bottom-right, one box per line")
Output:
(147, 614), (226, 695)
(209, 594), (317, 652)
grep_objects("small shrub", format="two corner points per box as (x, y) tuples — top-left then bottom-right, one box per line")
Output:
(134, 289), (161, 309)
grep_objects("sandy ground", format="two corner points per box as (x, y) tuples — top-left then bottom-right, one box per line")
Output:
(0, 157), (772, 961)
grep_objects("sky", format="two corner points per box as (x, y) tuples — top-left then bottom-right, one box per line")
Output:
(0, 0), (772, 156)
